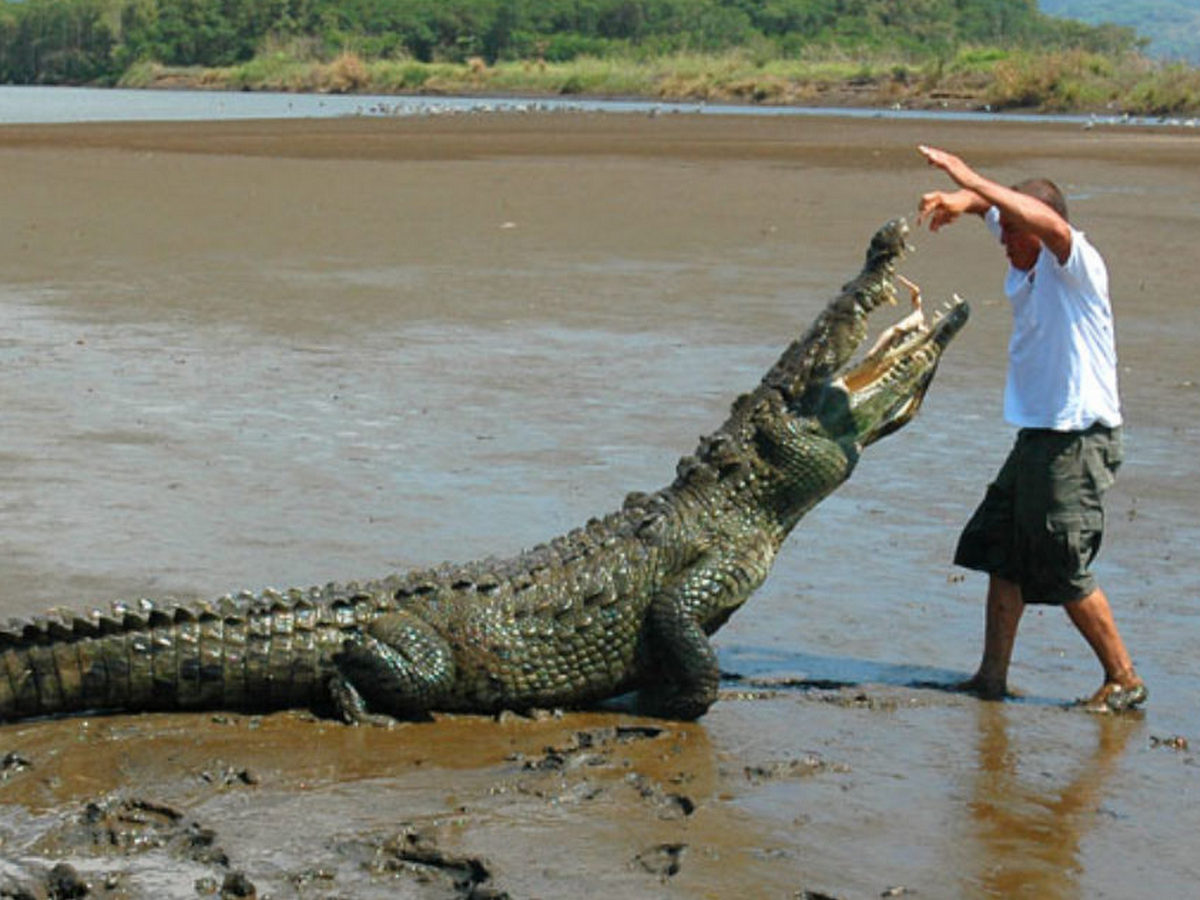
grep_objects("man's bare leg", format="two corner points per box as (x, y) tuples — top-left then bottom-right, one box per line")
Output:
(959, 575), (1025, 699)
(1064, 586), (1147, 711)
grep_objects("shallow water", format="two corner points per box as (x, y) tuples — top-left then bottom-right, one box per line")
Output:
(3, 83), (1187, 126)
(0, 114), (1197, 897)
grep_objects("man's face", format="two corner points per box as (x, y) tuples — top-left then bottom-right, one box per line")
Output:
(998, 213), (1042, 271)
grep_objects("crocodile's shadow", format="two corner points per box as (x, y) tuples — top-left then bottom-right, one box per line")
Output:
(715, 644), (1062, 706)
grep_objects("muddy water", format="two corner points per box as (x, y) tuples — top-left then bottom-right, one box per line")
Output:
(0, 114), (1197, 898)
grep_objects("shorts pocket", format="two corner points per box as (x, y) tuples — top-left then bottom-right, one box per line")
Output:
(1105, 432), (1124, 468)
(1042, 510), (1104, 597)
(1085, 431), (1122, 494)
(1047, 510), (1104, 534)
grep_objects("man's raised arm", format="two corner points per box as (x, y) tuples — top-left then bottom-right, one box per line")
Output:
(916, 145), (1072, 263)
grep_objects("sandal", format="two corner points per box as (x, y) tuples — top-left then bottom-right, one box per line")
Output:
(1080, 681), (1148, 714)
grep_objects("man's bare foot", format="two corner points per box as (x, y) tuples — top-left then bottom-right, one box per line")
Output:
(952, 673), (1010, 701)
(1079, 679), (1148, 714)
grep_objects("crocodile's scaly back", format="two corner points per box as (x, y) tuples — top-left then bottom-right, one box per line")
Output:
(0, 219), (968, 724)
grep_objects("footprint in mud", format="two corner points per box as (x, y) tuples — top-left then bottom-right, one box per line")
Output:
(514, 724), (667, 772)
(634, 841), (687, 880)
(0, 750), (32, 782)
(0, 862), (89, 900)
(336, 826), (505, 899)
(1, 796), (257, 900)
(740, 753), (850, 784)
(624, 771), (696, 820)
(72, 797), (228, 864)
(507, 724), (700, 819)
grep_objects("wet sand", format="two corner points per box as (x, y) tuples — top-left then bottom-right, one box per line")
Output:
(1, 112), (1198, 897)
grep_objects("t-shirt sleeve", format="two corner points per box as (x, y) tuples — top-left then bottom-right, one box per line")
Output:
(1055, 227), (1109, 300)
(984, 205), (1002, 240)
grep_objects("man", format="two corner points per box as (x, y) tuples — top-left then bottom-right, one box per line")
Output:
(915, 145), (1146, 713)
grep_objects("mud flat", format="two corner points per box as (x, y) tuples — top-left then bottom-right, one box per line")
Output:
(1, 112), (1198, 898)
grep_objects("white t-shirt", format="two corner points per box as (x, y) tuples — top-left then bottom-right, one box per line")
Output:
(985, 207), (1122, 431)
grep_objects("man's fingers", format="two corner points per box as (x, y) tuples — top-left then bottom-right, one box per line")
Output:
(917, 191), (945, 229)
(916, 203), (955, 233)
(918, 145), (960, 177)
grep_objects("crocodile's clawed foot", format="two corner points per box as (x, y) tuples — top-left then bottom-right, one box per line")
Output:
(328, 674), (399, 727)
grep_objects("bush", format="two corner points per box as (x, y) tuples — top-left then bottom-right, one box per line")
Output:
(1126, 63), (1200, 115)
(322, 51), (369, 93)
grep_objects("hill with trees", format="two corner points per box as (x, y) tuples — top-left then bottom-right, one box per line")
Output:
(2, 0), (1198, 115)
(0, 0), (1139, 83)
(1040, 0), (1200, 63)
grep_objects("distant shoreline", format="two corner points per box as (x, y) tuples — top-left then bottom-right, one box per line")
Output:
(110, 50), (1200, 120)
(8, 83), (1200, 133)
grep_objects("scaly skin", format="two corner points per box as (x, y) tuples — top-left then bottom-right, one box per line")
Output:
(0, 219), (968, 724)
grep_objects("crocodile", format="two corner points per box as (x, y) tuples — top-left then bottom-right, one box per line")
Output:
(0, 219), (967, 725)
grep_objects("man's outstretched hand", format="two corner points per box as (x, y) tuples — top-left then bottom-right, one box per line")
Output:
(917, 189), (967, 231)
(916, 145), (988, 231)
(918, 144), (973, 184)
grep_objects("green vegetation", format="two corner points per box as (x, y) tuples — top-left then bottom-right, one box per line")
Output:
(2, 0), (1199, 115)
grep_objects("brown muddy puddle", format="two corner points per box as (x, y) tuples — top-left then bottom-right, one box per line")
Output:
(1, 113), (1198, 898)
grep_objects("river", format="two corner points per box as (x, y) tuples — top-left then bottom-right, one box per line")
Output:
(2, 82), (1192, 126)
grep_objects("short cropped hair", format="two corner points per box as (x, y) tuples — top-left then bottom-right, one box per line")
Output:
(1013, 177), (1069, 222)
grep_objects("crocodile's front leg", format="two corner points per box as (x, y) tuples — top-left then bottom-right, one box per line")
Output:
(639, 597), (720, 720)
(331, 612), (457, 723)
(639, 536), (776, 720)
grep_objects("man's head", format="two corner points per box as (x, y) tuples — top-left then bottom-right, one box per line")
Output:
(1013, 177), (1069, 222)
(999, 177), (1069, 270)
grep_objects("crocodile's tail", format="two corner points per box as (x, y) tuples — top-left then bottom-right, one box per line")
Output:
(0, 594), (353, 722)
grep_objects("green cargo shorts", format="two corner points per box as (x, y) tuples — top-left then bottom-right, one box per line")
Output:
(954, 424), (1123, 605)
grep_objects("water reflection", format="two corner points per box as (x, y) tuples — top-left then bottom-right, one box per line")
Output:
(965, 704), (1141, 899)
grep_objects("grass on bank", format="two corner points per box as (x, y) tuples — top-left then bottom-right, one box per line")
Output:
(119, 45), (1200, 117)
